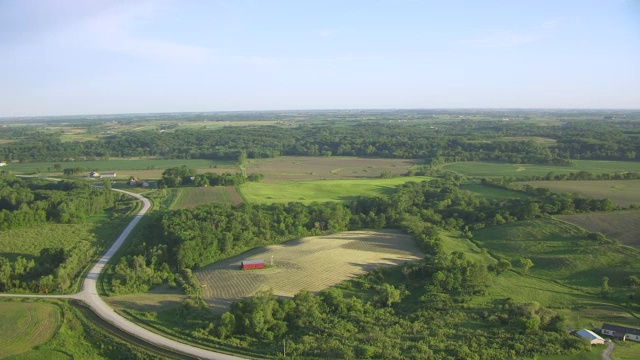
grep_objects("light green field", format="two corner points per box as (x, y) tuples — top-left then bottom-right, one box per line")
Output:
(443, 160), (640, 178)
(173, 186), (243, 209)
(524, 180), (640, 207)
(0, 302), (62, 358)
(460, 183), (531, 200)
(238, 176), (432, 204)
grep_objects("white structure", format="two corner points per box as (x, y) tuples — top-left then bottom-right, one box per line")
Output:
(0, 162), (6, 167)
(602, 323), (640, 342)
(576, 329), (606, 345)
(100, 172), (117, 178)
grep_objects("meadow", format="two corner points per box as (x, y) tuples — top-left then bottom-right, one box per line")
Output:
(0, 301), (62, 358)
(443, 160), (640, 178)
(559, 210), (640, 248)
(239, 176), (432, 204)
(195, 230), (423, 312)
(472, 218), (640, 291)
(173, 186), (243, 209)
(523, 180), (640, 207)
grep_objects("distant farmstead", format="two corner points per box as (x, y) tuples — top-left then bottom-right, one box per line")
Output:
(100, 172), (117, 178)
(241, 260), (266, 270)
(89, 171), (100, 177)
(602, 323), (640, 342)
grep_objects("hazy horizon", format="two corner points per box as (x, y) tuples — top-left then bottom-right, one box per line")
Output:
(2, 0), (639, 117)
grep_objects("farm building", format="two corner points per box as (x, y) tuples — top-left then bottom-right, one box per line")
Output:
(575, 329), (606, 345)
(0, 162), (6, 167)
(241, 260), (265, 270)
(100, 172), (117, 178)
(89, 171), (100, 177)
(602, 323), (640, 341)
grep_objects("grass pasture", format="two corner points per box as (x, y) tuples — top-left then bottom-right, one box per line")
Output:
(443, 160), (640, 178)
(239, 176), (432, 204)
(0, 301), (62, 358)
(472, 218), (640, 290)
(559, 210), (640, 247)
(196, 230), (423, 312)
(523, 180), (640, 207)
(173, 186), (243, 209)
(246, 156), (420, 182)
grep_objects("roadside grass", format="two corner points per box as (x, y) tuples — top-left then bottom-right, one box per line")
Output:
(173, 186), (243, 209)
(239, 176), (432, 204)
(523, 180), (640, 207)
(472, 218), (640, 291)
(559, 210), (640, 248)
(460, 183), (531, 200)
(0, 301), (62, 358)
(443, 160), (640, 178)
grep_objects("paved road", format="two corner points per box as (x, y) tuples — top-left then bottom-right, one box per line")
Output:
(1, 187), (245, 360)
(602, 341), (615, 360)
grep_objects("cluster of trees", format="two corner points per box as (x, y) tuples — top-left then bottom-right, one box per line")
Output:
(1, 120), (638, 163)
(160, 165), (263, 188)
(0, 176), (128, 292)
(0, 176), (121, 230)
(488, 170), (640, 183)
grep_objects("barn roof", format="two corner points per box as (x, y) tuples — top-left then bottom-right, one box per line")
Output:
(241, 260), (265, 265)
(602, 323), (640, 336)
(576, 329), (604, 342)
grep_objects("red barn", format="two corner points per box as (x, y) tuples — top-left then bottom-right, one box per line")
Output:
(241, 260), (266, 270)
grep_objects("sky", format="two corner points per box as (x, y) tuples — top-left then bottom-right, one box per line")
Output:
(1, 0), (639, 117)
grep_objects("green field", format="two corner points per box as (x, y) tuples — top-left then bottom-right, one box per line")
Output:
(238, 176), (432, 204)
(523, 180), (640, 207)
(0, 301), (62, 358)
(460, 183), (531, 200)
(173, 186), (243, 209)
(472, 218), (640, 290)
(443, 160), (640, 178)
(6, 158), (234, 174)
(559, 210), (640, 247)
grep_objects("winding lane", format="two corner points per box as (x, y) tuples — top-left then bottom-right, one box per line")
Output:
(1, 188), (245, 360)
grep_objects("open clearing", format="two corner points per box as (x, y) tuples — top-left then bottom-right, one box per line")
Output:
(559, 210), (640, 247)
(460, 183), (530, 200)
(173, 186), (243, 209)
(443, 160), (640, 178)
(0, 302), (62, 358)
(246, 156), (420, 182)
(523, 180), (640, 207)
(105, 285), (187, 313)
(239, 176), (432, 204)
(195, 230), (423, 312)
(0, 223), (98, 260)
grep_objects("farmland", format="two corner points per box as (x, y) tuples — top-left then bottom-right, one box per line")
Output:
(472, 218), (640, 290)
(443, 160), (640, 178)
(196, 230), (423, 312)
(173, 186), (243, 209)
(0, 301), (62, 358)
(523, 180), (640, 207)
(559, 210), (640, 247)
(239, 176), (432, 204)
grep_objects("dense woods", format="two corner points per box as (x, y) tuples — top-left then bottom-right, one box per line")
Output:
(0, 176), (128, 292)
(1, 119), (639, 164)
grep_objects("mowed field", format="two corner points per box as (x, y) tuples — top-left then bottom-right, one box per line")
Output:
(559, 210), (640, 247)
(246, 156), (420, 182)
(0, 302), (62, 358)
(173, 186), (243, 209)
(196, 230), (423, 312)
(240, 176), (432, 204)
(523, 180), (640, 207)
(443, 160), (640, 178)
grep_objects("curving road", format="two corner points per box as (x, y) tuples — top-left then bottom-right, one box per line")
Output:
(1, 187), (245, 360)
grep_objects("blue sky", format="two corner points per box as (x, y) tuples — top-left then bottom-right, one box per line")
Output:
(1, 0), (639, 117)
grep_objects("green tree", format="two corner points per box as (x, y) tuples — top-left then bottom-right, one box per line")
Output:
(519, 258), (534, 273)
